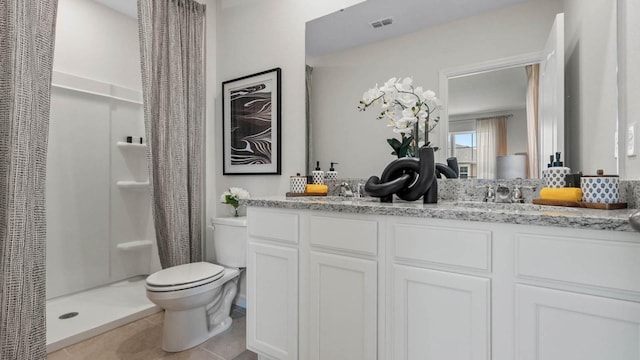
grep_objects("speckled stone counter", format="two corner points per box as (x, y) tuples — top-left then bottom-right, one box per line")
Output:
(245, 196), (638, 233)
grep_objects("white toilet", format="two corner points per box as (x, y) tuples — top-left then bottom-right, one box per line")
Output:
(145, 216), (247, 352)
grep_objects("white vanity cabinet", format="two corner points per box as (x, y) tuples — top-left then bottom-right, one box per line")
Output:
(247, 205), (640, 360)
(306, 215), (380, 360)
(388, 218), (492, 360)
(246, 208), (299, 360)
(513, 229), (640, 360)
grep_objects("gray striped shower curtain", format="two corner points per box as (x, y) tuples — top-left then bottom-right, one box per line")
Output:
(138, 0), (206, 268)
(0, 0), (58, 358)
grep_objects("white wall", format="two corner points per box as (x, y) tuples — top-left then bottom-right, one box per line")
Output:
(54, 0), (141, 90)
(507, 108), (528, 155)
(48, 0), (154, 299)
(211, 0), (354, 216)
(307, 0), (562, 178)
(563, 0), (618, 176)
(207, 0), (353, 305)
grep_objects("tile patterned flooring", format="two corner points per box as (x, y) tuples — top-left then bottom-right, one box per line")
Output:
(48, 307), (256, 360)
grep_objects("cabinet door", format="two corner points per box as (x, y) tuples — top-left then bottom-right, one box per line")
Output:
(309, 251), (377, 360)
(247, 243), (298, 360)
(392, 265), (490, 360)
(517, 284), (640, 360)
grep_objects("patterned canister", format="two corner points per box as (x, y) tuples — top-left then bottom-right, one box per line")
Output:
(580, 170), (619, 203)
(542, 167), (571, 188)
(290, 174), (307, 193)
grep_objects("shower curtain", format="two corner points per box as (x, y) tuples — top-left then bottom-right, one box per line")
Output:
(476, 116), (507, 179)
(526, 64), (540, 178)
(0, 0), (58, 358)
(138, 0), (206, 268)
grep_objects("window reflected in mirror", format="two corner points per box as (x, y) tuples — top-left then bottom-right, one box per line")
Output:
(448, 132), (477, 179)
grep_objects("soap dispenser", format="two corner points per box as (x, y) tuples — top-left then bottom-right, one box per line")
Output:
(326, 162), (338, 181)
(312, 161), (325, 185)
(542, 152), (571, 188)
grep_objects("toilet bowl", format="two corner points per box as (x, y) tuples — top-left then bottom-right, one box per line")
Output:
(145, 216), (247, 352)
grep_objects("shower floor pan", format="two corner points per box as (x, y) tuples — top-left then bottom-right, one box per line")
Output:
(46, 276), (160, 353)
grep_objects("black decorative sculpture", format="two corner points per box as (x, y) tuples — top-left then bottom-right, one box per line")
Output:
(365, 146), (440, 203)
(436, 157), (459, 179)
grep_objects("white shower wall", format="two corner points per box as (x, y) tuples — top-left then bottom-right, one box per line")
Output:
(47, 0), (158, 300)
(47, 73), (158, 300)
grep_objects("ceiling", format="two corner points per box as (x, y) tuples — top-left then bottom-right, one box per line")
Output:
(448, 66), (528, 117)
(306, 0), (531, 57)
(94, 0), (531, 116)
(95, 0), (532, 58)
(94, 0), (137, 18)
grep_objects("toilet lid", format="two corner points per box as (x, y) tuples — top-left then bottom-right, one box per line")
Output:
(146, 262), (224, 288)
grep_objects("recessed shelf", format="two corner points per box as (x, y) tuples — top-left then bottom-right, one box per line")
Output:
(116, 141), (147, 149)
(116, 180), (150, 190)
(116, 240), (153, 251)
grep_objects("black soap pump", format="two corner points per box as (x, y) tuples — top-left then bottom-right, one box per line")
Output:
(553, 152), (564, 167)
(326, 162), (338, 181)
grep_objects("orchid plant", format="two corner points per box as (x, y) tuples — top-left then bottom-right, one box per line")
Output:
(220, 187), (251, 216)
(358, 77), (441, 157)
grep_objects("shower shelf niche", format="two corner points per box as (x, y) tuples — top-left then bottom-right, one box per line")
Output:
(116, 141), (147, 149)
(116, 180), (150, 190)
(116, 240), (153, 251)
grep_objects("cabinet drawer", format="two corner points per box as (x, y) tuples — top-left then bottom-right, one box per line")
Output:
(248, 208), (299, 244)
(309, 215), (378, 256)
(515, 233), (640, 293)
(393, 223), (492, 271)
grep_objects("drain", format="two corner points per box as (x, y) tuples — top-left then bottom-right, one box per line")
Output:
(58, 312), (79, 320)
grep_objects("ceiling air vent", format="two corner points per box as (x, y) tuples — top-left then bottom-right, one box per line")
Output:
(370, 17), (393, 29)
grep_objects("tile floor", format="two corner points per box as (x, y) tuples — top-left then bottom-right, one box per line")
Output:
(48, 307), (256, 360)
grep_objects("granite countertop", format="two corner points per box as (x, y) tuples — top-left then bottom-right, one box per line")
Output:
(245, 196), (639, 233)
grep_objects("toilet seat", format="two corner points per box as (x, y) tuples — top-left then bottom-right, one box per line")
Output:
(146, 262), (225, 292)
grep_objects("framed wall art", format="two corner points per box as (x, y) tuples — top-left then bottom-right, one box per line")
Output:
(222, 68), (281, 175)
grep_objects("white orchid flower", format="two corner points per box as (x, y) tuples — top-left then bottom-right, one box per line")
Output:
(358, 77), (441, 155)
(380, 77), (397, 92)
(397, 93), (417, 107)
(423, 90), (436, 101)
(400, 77), (413, 91)
(417, 109), (428, 121)
(362, 86), (383, 104)
(399, 108), (418, 125)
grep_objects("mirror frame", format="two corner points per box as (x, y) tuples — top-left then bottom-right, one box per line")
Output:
(438, 51), (546, 177)
(616, 0), (626, 178)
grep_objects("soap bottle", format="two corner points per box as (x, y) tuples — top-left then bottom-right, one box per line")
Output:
(326, 162), (338, 181)
(543, 152), (571, 188)
(312, 161), (324, 185)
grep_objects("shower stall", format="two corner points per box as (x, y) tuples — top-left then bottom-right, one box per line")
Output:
(46, 0), (160, 352)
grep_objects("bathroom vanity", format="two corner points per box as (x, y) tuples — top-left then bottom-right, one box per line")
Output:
(245, 197), (640, 360)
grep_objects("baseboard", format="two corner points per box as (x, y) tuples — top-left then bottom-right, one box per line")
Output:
(234, 293), (246, 308)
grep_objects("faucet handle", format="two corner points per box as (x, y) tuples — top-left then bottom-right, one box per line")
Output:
(511, 182), (536, 203)
(476, 183), (495, 202)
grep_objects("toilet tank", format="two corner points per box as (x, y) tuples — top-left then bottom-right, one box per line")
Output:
(210, 216), (247, 268)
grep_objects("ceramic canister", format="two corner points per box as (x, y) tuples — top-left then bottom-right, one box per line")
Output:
(580, 170), (619, 203)
(542, 167), (571, 188)
(290, 175), (307, 193)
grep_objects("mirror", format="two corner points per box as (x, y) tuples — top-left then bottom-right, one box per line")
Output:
(446, 65), (532, 179)
(306, 0), (619, 179)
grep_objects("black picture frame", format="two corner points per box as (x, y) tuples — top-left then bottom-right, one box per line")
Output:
(222, 68), (281, 175)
